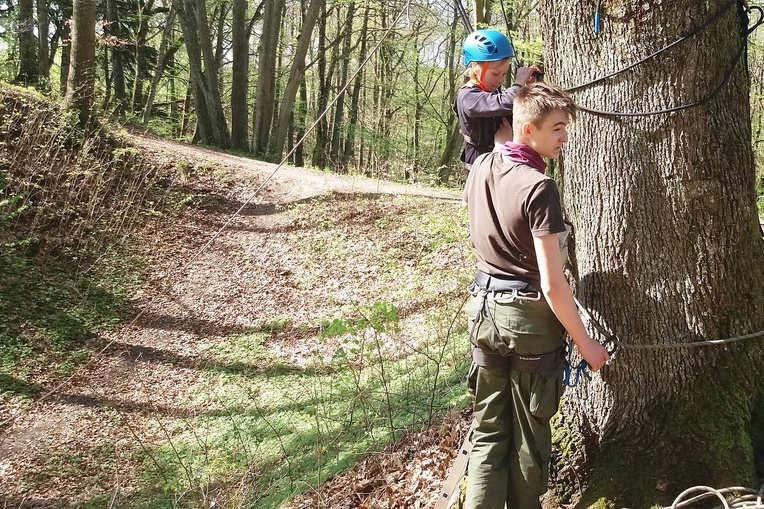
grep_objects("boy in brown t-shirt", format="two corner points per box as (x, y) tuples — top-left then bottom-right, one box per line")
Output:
(462, 82), (610, 509)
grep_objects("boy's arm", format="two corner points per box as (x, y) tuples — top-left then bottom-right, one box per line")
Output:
(533, 234), (610, 371)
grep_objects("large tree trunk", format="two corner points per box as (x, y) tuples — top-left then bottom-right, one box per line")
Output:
(229, 0), (248, 151)
(65, 0), (97, 125)
(271, 0), (323, 160)
(251, 0), (285, 158)
(538, 1), (764, 506)
(15, 0), (39, 84)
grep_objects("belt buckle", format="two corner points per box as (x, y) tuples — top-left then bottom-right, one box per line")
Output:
(517, 290), (542, 302)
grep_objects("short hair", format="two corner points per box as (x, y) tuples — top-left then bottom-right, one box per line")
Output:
(512, 82), (577, 130)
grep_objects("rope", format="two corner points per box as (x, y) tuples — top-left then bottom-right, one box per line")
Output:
(0, 0), (415, 432)
(666, 485), (764, 509)
(453, 0), (473, 34)
(619, 327), (764, 351)
(565, 0), (739, 93)
(568, 0), (764, 117)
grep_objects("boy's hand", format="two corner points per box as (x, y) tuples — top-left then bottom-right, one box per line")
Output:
(514, 65), (542, 86)
(577, 337), (611, 371)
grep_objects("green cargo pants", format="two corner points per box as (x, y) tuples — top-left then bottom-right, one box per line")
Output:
(463, 287), (566, 509)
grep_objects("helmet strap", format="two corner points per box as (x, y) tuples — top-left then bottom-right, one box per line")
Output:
(472, 62), (491, 92)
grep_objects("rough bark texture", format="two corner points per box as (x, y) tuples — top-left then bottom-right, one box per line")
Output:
(65, 0), (97, 125)
(252, 0), (285, 157)
(539, 1), (764, 507)
(271, 0), (323, 159)
(174, 0), (230, 148)
(230, 0), (248, 151)
(36, 0), (49, 80)
(15, 0), (39, 84)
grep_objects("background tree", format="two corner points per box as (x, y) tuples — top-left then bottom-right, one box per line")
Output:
(64, 0), (97, 124)
(271, 0), (322, 160)
(229, 0), (247, 150)
(174, 0), (229, 147)
(15, 0), (39, 83)
(538, 1), (764, 506)
(251, 0), (284, 158)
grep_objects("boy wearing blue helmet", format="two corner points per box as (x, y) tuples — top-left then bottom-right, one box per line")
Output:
(454, 29), (540, 171)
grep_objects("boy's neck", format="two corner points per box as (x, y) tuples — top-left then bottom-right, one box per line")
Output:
(501, 141), (546, 173)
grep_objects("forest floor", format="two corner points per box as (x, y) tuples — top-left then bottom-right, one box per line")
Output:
(0, 131), (483, 508)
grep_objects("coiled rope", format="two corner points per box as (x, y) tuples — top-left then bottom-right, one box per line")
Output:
(666, 484), (764, 509)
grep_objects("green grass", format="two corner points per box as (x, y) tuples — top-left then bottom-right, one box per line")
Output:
(116, 194), (474, 508)
(0, 248), (143, 402)
(129, 324), (471, 508)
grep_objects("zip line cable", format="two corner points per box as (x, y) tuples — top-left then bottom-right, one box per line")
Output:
(453, 0), (473, 33)
(0, 0), (414, 433)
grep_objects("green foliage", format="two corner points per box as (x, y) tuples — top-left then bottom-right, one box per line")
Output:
(319, 301), (400, 338)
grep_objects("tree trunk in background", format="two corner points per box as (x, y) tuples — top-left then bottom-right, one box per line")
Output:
(106, 0), (126, 114)
(130, 0), (154, 113)
(329, 1), (355, 172)
(230, 0), (248, 150)
(142, 6), (178, 125)
(15, 0), (39, 84)
(174, 0), (230, 147)
(293, 73), (307, 167)
(310, 1), (328, 169)
(65, 0), (97, 125)
(538, 1), (764, 506)
(251, 0), (285, 158)
(36, 0), (50, 81)
(436, 6), (461, 185)
(342, 3), (369, 170)
(271, 0), (322, 159)
(58, 2), (73, 95)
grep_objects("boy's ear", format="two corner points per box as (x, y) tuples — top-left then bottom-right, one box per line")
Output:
(522, 122), (533, 137)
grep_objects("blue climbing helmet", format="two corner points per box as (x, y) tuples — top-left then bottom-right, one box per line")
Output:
(463, 29), (515, 65)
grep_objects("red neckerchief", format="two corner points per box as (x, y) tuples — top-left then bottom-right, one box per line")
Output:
(501, 142), (547, 174)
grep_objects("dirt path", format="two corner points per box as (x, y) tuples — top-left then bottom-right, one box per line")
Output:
(0, 134), (466, 508)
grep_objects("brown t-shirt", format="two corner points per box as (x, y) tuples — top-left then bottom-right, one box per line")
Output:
(463, 151), (566, 289)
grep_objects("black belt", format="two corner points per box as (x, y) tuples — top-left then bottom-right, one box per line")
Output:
(474, 271), (539, 296)
(471, 345), (564, 373)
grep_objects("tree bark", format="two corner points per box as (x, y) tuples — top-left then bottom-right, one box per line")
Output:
(36, 0), (50, 81)
(174, 0), (230, 147)
(310, 0), (329, 169)
(538, 1), (764, 506)
(142, 6), (178, 125)
(230, 0), (248, 150)
(342, 2), (370, 169)
(65, 0), (97, 125)
(329, 1), (355, 171)
(251, 0), (285, 158)
(271, 0), (323, 160)
(106, 0), (126, 113)
(15, 0), (39, 84)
